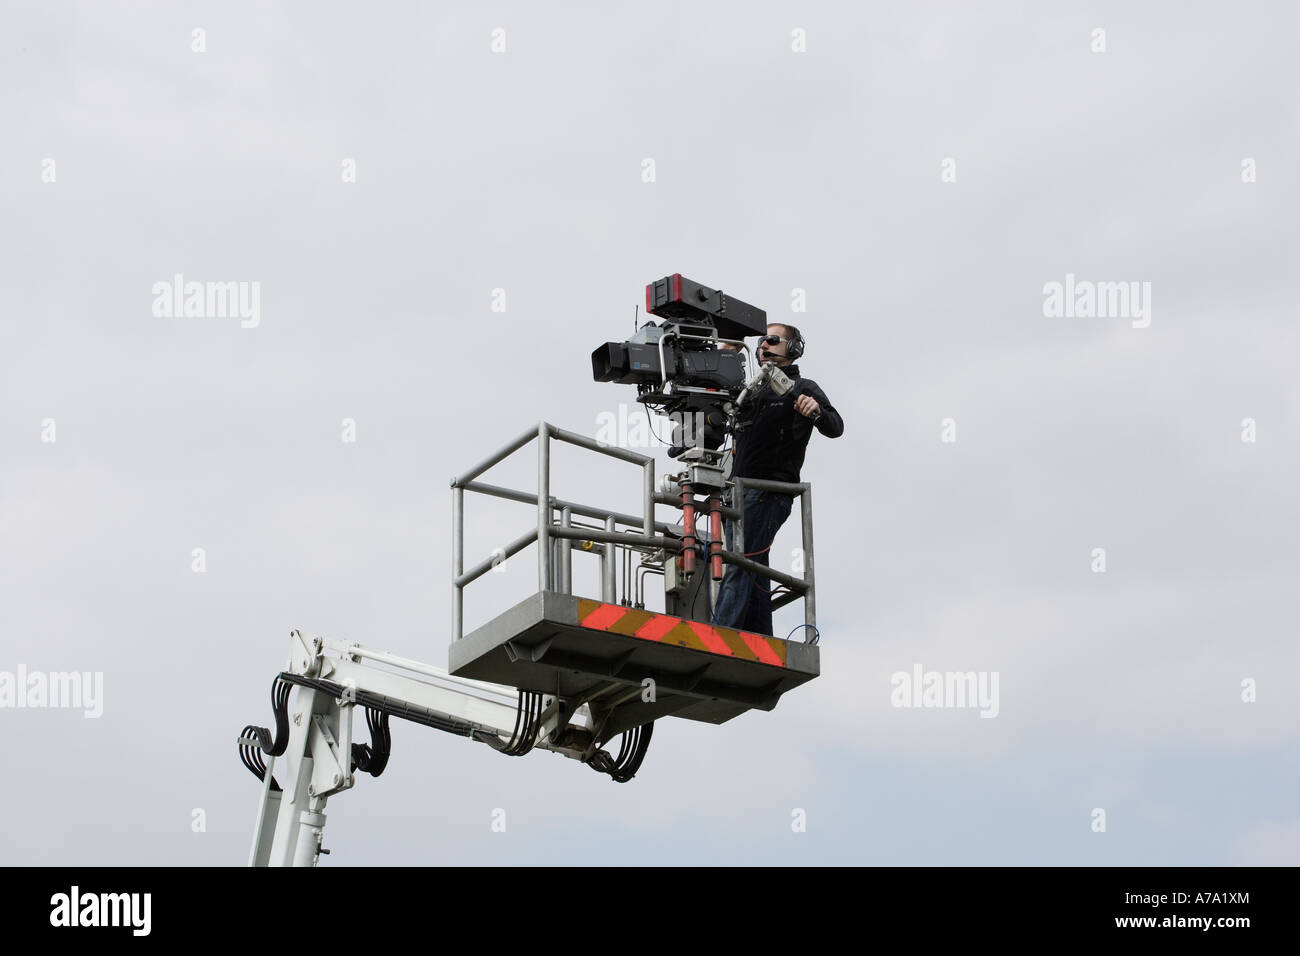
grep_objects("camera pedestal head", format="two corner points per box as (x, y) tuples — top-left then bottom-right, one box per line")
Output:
(674, 446), (730, 492)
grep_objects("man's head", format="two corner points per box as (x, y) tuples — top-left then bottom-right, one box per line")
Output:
(758, 324), (803, 365)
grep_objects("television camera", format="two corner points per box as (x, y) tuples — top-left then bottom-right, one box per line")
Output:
(590, 274), (775, 461)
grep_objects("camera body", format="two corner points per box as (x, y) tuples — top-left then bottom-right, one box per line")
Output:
(590, 323), (743, 392)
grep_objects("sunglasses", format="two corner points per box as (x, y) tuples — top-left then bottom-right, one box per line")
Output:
(759, 335), (788, 347)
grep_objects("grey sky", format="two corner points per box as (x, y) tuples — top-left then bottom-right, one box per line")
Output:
(2, 1), (1296, 865)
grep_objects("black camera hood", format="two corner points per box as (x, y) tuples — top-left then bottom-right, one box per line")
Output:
(645, 274), (767, 341)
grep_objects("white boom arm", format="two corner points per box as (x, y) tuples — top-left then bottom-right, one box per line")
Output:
(241, 630), (595, 867)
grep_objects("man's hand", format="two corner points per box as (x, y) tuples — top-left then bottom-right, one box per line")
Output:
(794, 394), (821, 418)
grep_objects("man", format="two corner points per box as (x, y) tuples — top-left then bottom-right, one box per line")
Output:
(711, 324), (843, 636)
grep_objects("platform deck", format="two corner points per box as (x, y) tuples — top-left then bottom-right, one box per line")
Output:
(449, 591), (819, 732)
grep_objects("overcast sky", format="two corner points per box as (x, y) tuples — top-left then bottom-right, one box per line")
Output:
(2, 0), (1297, 866)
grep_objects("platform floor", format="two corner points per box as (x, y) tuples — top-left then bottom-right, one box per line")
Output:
(449, 591), (819, 737)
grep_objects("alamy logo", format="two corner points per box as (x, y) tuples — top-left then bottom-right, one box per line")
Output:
(595, 405), (708, 450)
(890, 664), (1000, 718)
(50, 886), (151, 936)
(0, 665), (103, 718)
(151, 273), (261, 328)
(1042, 273), (1151, 328)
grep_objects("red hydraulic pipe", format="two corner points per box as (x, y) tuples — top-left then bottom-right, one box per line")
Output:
(680, 483), (696, 575)
(707, 493), (723, 580)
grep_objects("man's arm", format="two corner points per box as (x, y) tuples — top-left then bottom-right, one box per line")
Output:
(796, 379), (844, 438)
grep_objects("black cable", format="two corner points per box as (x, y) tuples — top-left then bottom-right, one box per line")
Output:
(275, 672), (477, 738)
(502, 688), (527, 754)
(503, 692), (528, 756)
(374, 709), (392, 772)
(351, 707), (392, 777)
(614, 726), (633, 766)
(786, 623), (820, 646)
(523, 692), (541, 754)
(267, 678), (291, 755)
(621, 727), (640, 775)
(239, 726), (278, 788)
(611, 722), (653, 782)
(237, 675), (295, 788)
(508, 693), (527, 755)
(524, 693), (541, 753)
(646, 412), (669, 448)
(241, 740), (279, 789)
(585, 720), (654, 783)
(243, 735), (264, 776)
(502, 690), (541, 757)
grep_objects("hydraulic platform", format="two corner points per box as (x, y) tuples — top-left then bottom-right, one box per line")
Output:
(450, 590), (819, 739)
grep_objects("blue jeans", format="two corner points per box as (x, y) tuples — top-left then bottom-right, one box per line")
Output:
(710, 488), (794, 636)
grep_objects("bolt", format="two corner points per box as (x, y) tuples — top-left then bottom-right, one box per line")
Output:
(308, 785), (316, 797)
(294, 712), (303, 725)
(332, 774), (341, 787)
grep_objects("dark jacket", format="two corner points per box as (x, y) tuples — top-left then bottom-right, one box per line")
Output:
(732, 363), (844, 484)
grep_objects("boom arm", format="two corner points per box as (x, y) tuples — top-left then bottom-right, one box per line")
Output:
(239, 630), (604, 867)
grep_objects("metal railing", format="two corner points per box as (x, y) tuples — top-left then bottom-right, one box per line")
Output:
(450, 420), (817, 641)
(732, 476), (817, 630)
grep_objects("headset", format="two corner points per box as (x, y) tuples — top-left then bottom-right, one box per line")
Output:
(760, 327), (805, 361)
(785, 327), (805, 361)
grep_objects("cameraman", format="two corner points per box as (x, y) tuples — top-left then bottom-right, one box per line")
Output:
(711, 324), (843, 636)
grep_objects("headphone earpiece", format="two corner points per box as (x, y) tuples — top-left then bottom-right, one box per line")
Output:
(787, 330), (805, 360)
